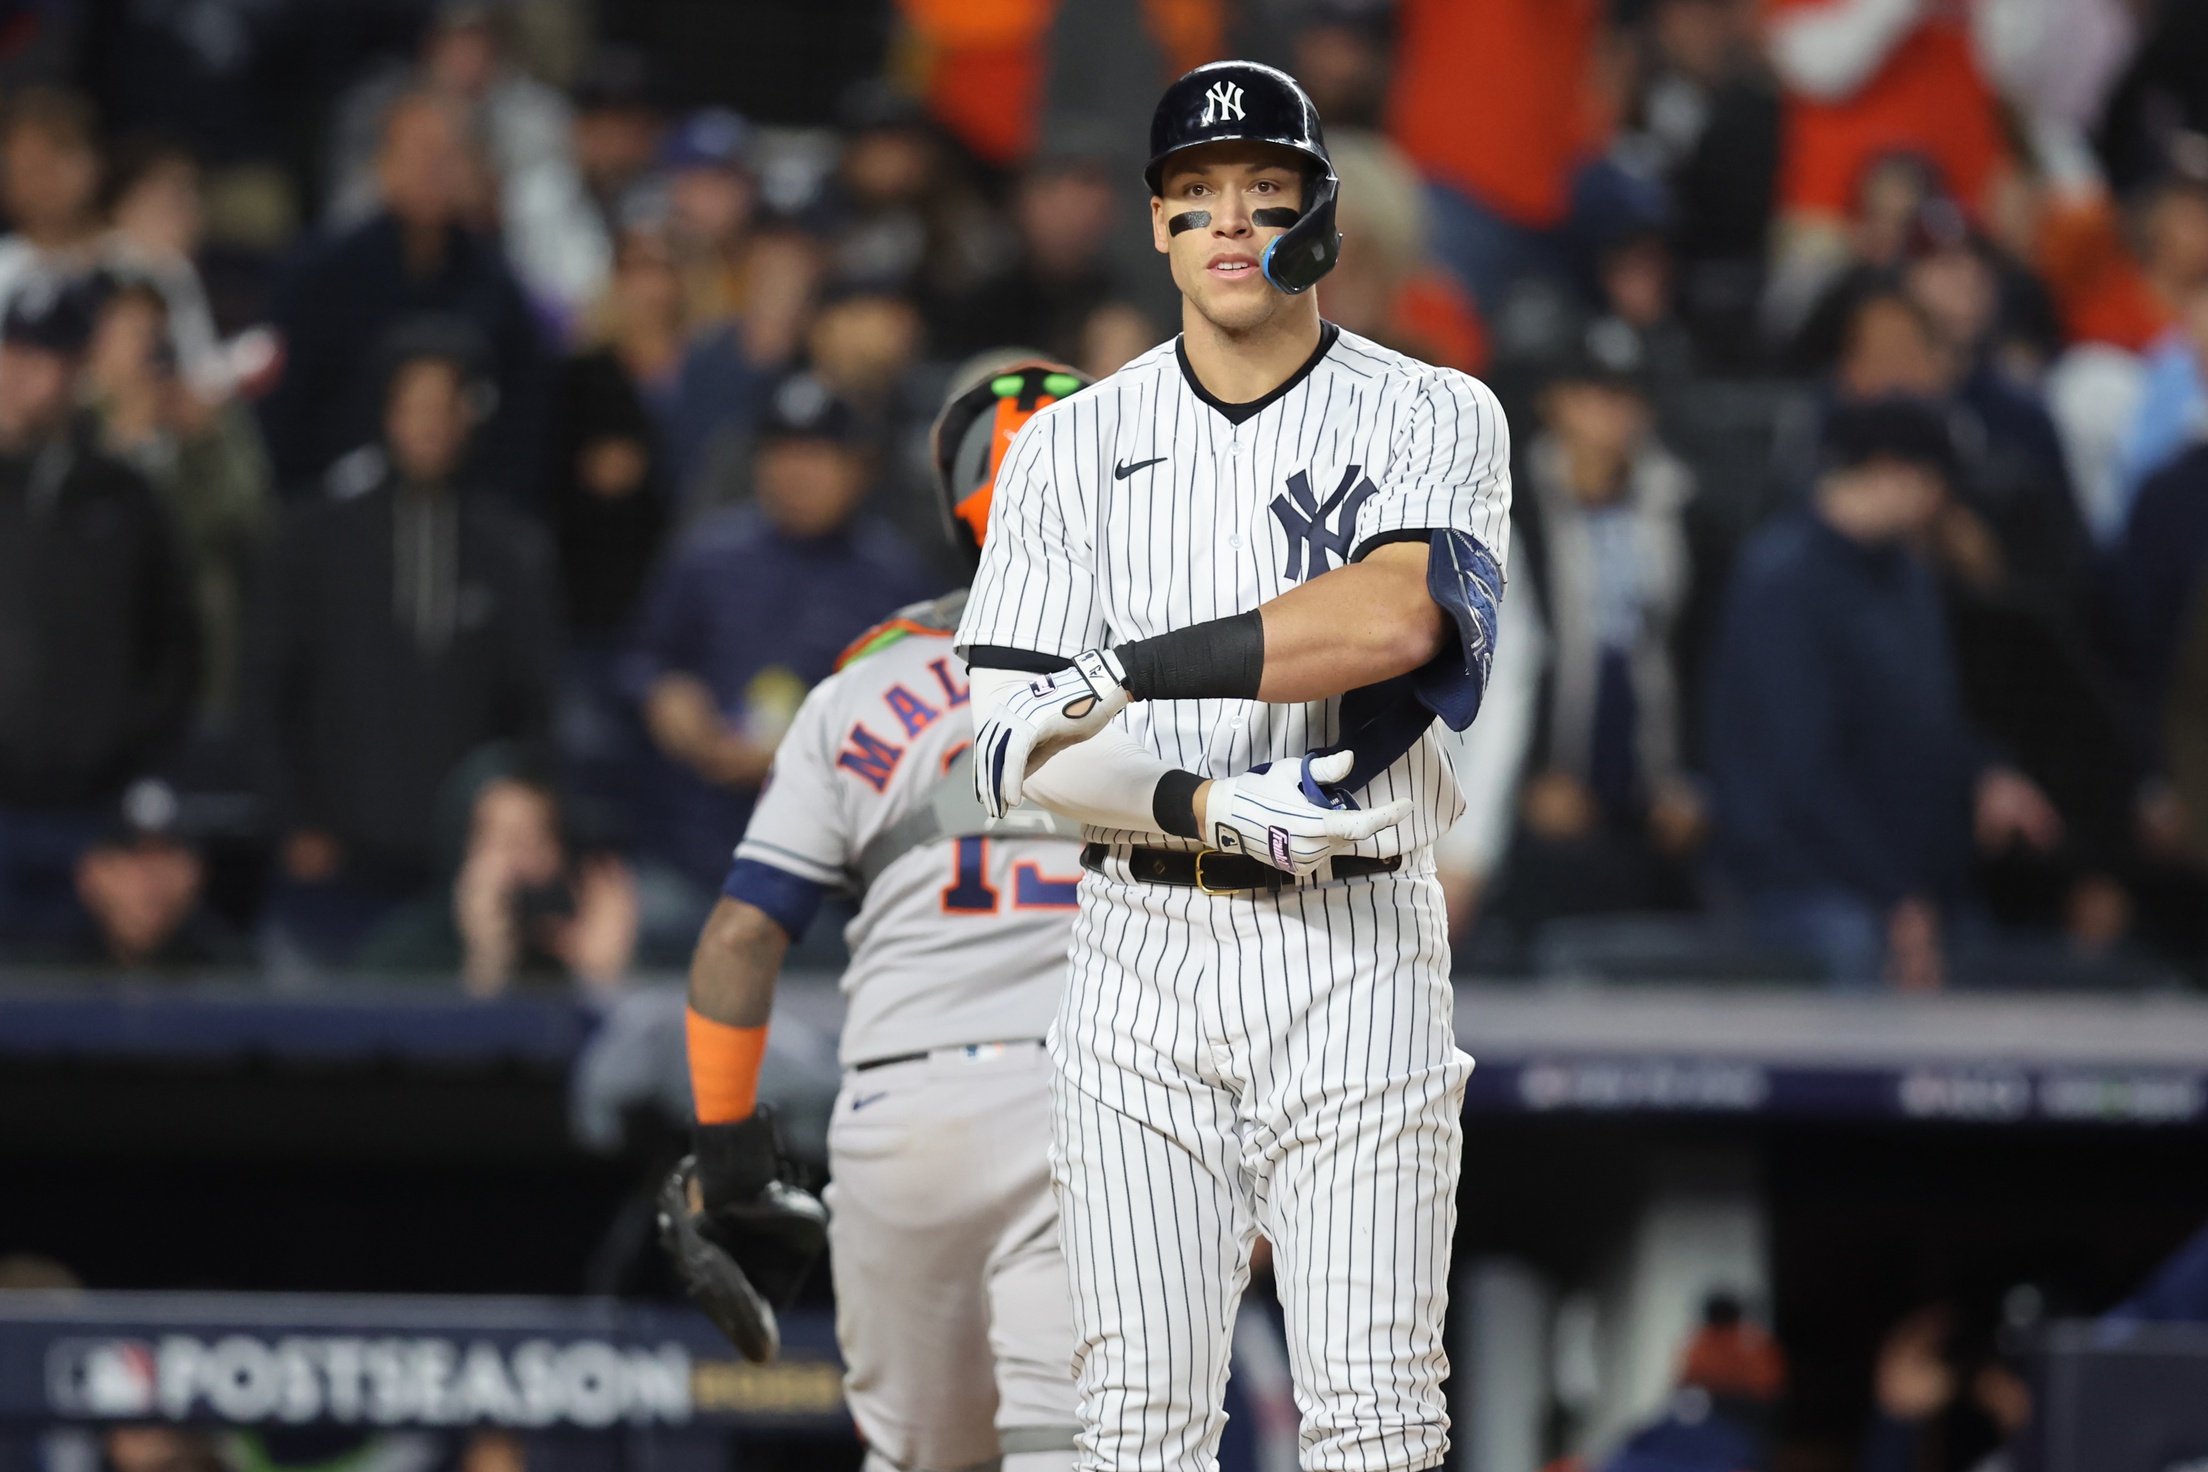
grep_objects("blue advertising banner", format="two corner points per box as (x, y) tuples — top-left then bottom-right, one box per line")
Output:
(0, 1294), (846, 1433)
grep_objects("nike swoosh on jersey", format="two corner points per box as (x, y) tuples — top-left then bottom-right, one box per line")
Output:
(850, 1091), (890, 1111)
(1113, 456), (1167, 479)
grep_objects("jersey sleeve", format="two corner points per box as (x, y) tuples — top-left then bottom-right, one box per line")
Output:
(731, 674), (852, 889)
(954, 401), (1109, 661)
(1351, 369), (1513, 567)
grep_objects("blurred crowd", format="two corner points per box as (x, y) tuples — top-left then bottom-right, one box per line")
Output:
(0, 0), (2204, 992)
(1538, 1208), (2208, 1472)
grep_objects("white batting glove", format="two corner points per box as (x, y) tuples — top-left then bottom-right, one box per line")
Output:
(1203, 751), (1414, 879)
(971, 648), (1132, 819)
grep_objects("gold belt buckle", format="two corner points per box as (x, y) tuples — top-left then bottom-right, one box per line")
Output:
(1192, 849), (1239, 896)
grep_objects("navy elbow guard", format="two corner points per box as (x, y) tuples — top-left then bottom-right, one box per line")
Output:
(1304, 530), (1506, 795)
(1416, 528), (1504, 731)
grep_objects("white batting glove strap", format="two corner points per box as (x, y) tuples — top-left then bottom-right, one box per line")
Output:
(1202, 752), (1415, 879)
(971, 647), (1132, 819)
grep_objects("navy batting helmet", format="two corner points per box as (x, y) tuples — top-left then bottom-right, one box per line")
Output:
(1145, 61), (1340, 296)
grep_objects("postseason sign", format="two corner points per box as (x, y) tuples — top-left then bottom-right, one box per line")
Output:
(1, 1292), (845, 1432)
(48, 1334), (690, 1428)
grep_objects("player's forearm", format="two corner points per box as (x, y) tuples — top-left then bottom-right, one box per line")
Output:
(690, 897), (787, 1025)
(971, 666), (1196, 835)
(1110, 540), (1445, 705)
(1252, 543), (1446, 702)
(686, 897), (789, 1125)
(1028, 732), (1200, 836)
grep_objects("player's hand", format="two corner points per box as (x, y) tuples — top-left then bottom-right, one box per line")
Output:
(972, 648), (1132, 818)
(1202, 752), (1413, 879)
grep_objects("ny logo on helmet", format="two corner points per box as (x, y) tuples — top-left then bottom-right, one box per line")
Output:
(1201, 82), (1244, 126)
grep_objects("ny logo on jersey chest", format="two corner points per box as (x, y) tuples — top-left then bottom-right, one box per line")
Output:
(1271, 464), (1378, 581)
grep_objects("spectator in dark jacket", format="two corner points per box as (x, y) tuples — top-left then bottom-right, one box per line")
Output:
(2165, 571), (2208, 881)
(2113, 441), (2208, 742)
(1824, 287), (2092, 606)
(542, 228), (680, 851)
(258, 91), (543, 502)
(2122, 445), (2208, 958)
(1816, 268), (2143, 951)
(249, 318), (560, 965)
(0, 276), (197, 947)
(85, 275), (273, 727)
(5, 778), (253, 970)
(546, 231), (678, 640)
(1492, 319), (1708, 938)
(582, 222), (767, 516)
(1705, 399), (2062, 988)
(624, 373), (933, 900)
(933, 148), (1120, 365)
(1936, 506), (2149, 955)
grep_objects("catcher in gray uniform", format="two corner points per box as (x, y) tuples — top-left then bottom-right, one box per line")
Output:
(661, 358), (1095, 1472)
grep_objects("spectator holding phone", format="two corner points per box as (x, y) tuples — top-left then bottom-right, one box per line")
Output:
(357, 749), (636, 994)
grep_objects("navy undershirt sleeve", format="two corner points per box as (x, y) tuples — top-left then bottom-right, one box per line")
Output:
(721, 858), (827, 942)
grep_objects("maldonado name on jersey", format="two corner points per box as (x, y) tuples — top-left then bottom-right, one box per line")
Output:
(737, 605), (1081, 1067)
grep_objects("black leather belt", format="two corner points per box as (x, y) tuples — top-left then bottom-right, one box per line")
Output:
(851, 1039), (1044, 1072)
(1081, 842), (1401, 894)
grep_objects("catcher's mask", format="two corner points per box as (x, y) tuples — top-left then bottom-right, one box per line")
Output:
(929, 358), (1091, 573)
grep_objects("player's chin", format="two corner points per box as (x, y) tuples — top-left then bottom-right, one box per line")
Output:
(1186, 279), (1281, 332)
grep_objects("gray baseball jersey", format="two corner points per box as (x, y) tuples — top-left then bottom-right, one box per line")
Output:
(734, 617), (1083, 1068)
(955, 325), (1511, 854)
(735, 608), (1085, 1467)
(953, 323), (1510, 1471)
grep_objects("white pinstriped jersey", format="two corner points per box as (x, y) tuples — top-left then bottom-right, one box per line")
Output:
(734, 624), (1082, 1066)
(954, 324), (1512, 858)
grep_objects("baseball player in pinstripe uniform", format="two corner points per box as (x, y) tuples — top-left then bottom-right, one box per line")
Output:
(667, 361), (1097, 1472)
(954, 63), (1511, 1472)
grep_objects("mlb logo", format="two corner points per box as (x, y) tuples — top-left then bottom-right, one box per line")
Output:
(47, 1338), (159, 1417)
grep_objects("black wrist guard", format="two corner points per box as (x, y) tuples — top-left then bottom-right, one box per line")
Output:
(694, 1109), (780, 1212)
(1153, 769), (1206, 840)
(1112, 611), (1264, 702)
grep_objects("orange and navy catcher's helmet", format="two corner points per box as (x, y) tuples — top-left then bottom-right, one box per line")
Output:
(929, 355), (1091, 574)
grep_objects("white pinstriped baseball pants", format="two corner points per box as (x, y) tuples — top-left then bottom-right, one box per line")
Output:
(1049, 856), (1471, 1472)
